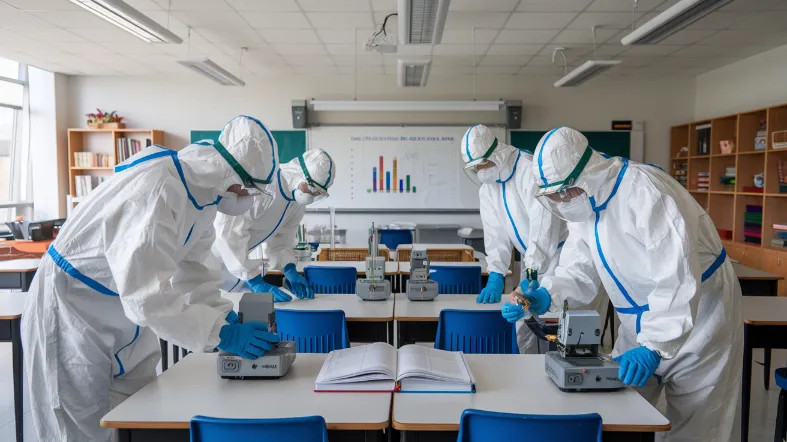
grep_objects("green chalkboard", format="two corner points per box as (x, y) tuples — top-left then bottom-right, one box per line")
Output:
(510, 130), (630, 159)
(190, 130), (307, 163)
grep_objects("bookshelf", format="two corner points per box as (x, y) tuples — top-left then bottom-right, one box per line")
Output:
(67, 128), (164, 208)
(670, 102), (787, 296)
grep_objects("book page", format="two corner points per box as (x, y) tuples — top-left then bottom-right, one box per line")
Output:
(316, 343), (397, 384)
(396, 345), (471, 383)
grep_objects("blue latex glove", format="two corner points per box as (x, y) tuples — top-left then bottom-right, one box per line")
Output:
(247, 274), (292, 303)
(225, 310), (240, 325)
(477, 272), (505, 304)
(217, 321), (281, 360)
(501, 303), (525, 323)
(520, 285), (551, 316)
(283, 263), (315, 299)
(613, 346), (662, 388)
(519, 278), (540, 292)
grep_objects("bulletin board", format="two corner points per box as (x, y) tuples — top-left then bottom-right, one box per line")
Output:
(190, 130), (306, 163)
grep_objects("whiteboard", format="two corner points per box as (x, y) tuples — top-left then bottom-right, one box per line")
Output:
(310, 126), (505, 210)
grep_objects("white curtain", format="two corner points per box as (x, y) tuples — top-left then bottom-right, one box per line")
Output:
(6, 64), (31, 221)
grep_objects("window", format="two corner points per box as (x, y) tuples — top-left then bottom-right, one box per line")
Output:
(0, 56), (29, 229)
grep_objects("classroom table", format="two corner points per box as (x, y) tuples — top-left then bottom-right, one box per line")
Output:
(0, 292), (26, 442)
(0, 258), (39, 291)
(741, 296), (787, 442)
(733, 262), (783, 297)
(266, 260), (399, 276)
(392, 354), (670, 442)
(393, 293), (558, 348)
(101, 353), (391, 442)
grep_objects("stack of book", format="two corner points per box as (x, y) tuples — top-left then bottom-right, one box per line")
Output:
(73, 152), (111, 168)
(743, 205), (763, 244)
(719, 166), (736, 191)
(695, 123), (711, 155)
(778, 160), (786, 193)
(74, 175), (107, 197)
(697, 172), (710, 191)
(772, 224), (787, 249)
(116, 138), (150, 162)
(672, 161), (687, 188)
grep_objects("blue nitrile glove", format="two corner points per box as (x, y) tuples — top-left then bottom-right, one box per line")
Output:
(613, 346), (662, 388)
(225, 310), (240, 325)
(283, 263), (315, 299)
(217, 321), (281, 360)
(247, 274), (292, 303)
(501, 303), (525, 323)
(477, 272), (505, 304)
(520, 285), (551, 316)
(520, 278), (540, 292)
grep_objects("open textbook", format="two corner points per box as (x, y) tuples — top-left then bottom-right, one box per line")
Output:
(315, 343), (475, 393)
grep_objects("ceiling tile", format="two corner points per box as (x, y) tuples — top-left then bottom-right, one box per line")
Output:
(476, 65), (521, 74)
(122, 0), (164, 10)
(619, 44), (682, 56)
(517, 0), (592, 12)
(325, 44), (359, 55)
(685, 12), (740, 30)
(3, 11), (61, 28)
(298, 0), (371, 11)
(194, 28), (264, 46)
(372, 11), (398, 27)
(568, 12), (644, 29)
(485, 44), (543, 56)
(244, 12), (311, 28)
(539, 44), (594, 62)
(227, 0), (300, 11)
(53, 42), (116, 55)
(173, 11), (248, 27)
(429, 66), (474, 75)
(444, 12), (511, 29)
(494, 29), (559, 44)
(728, 10), (787, 30)
(439, 29), (499, 44)
(431, 55), (474, 66)
(586, 0), (663, 12)
(614, 56), (658, 67)
(257, 29), (320, 44)
(17, 28), (87, 43)
(99, 40), (168, 55)
(371, 0), (395, 11)
(721, 0), (787, 11)
(518, 66), (559, 76)
(505, 12), (578, 30)
(656, 29), (719, 45)
(552, 28), (618, 44)
(166, 0), (232, 10)
(316, 29), (359, 44)
(1, 0), (79, 10)
(332, 54), (382, 65)
(592, 43), (627, 57)
(449, 0), (519, 11)
(670, 44), (735, 57)
(284, 55), (335, 66)
(66, 26), (150, 43)
(525, 55), (557, 66)
(306, 12), (374, 29)
(651, 0), (681, 11)
(430, 44), (489, 56)
(269, 44), (327, 55)
(395, 45), (433, 56)
(707, 30), (774, 45)
(479, 54), (528, 66)
(294, 65), (339, 74)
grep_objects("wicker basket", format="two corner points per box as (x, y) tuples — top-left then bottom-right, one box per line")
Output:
(397, 248), (474, 262)
(318, 248), (389, 261)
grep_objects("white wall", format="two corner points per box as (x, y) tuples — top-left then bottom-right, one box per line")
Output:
(65, 72), (696, 242)
(694, 43), (787, 120)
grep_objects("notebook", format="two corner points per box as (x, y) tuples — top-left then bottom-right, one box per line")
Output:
(314, 343), (475, 393)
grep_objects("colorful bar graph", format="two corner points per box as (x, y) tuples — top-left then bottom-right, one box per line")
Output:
(406, 175), (410, 193)
(399, 179), (403, 193)
(413, 186), (417, 193)
(373, 167), (377, 192)
(386, 171), (391, 192)
(369, 158), (416, 194)
(393, 157), (398, 192)
(379, 156), (384, 191)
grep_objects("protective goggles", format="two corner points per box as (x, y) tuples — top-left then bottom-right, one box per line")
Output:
(298, 155), (331, 197)
(212, 139), (275, 193)
(535, 145), (592, 197)
(463, 137), (499, 170)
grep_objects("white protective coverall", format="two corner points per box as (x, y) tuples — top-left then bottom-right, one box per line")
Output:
(214, 149), (336, 291)
(534, 127), (742, 442)
(21, 115), (278, 441)
(462, 125), (568, 353)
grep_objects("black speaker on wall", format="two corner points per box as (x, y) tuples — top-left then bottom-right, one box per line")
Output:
(291, 99), (308, 129)
(505, 100), (522, 129)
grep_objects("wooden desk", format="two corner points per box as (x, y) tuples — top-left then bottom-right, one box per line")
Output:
(396, 244), (475, 262)
(0, 292), (26, 442)
(393, 294), (558, 348)
(741, 296), (787, 442)
(101, 353), (391, 442)
(393, 354), (670, 442)
(0, 258), (39, 291)
(733, 262), (783, 297)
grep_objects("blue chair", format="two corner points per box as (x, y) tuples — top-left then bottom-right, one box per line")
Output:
(457, 409), (602, 442)
(276, 309), (350, 353)
(304, 266), (357, 294)
(775, 368), (787, 442)
(379, 229), (413, 250)
(190, 415), (328, 442)
(430, 265), (482, 294)
(435, 310), (518, 354)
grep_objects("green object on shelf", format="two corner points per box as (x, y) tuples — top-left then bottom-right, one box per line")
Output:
(190, 129), (306, 163)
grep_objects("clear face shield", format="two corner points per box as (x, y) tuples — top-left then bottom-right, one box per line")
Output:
(535, 146), (594, 222)
(463, 137), (500, 186)
(212, 138), (276, 201)
(295, 156), (330, 205)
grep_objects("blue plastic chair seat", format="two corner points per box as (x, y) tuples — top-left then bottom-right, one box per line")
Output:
(191, 415), (328, 442)
(304, 266), (357, 294)
(457, 409), (602, 442)
(276, 309), (350, 353)
(435, 309), (518, 354)
(429, 265), (482, 294)
(776, 367), (787, 390)
(379, 229), (413, 250)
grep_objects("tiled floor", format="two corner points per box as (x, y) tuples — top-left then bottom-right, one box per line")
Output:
(0, 343), (783, 442)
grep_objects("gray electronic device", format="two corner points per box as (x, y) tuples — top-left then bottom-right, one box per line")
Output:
(291, 99), (308, 128)
(541, 303), (624, 392)
(356, 223), (392, 301)
(505, 100), (522, 129)
(217, 292), (296, 379)
(406, 247), (438, 301)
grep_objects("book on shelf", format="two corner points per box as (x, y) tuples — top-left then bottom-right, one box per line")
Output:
(73, 152), (111, 168)
(742, 187), (764, 193)
(314, 343), (475, 393)
(725, 167), (736, 176)
(116, 138), (150, 163)
(774, 224), (787, 231)
(776, 232), (787, 239)
(74, 175), (107, 197)
(771, 239), (787, 248)
(695, 124), (711, 155)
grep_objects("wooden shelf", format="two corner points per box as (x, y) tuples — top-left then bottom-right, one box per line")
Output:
(712, 153), (737, 158)
(738, 150), (766, 155)
(711, 191), (735, 195)
(672, 157), (688, 161)
(739, 192), (765, 196)
(765, 193), (787, 197)
(70, 167), (113, 170)
(69, 128), (160, 133)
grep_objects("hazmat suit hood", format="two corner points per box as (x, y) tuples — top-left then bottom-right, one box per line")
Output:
(276, 148), (336, 202)
(461, 124), (519, 184)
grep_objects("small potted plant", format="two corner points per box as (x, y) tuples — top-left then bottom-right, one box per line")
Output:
(85, 109), (102, 129)
(102, 110), (125, 129)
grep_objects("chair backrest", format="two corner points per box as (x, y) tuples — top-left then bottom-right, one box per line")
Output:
(276, 309), (350, 353)
(429, 265), (482, 294)
(379, 229), (413, 250)
(397, 248), (475, 262)
(190, 415), (328, 442)
(435, 310), (518, 354)
(304, 266), (357, 294)
(457, 409), (602, 442)
(318, 248), (388, 261)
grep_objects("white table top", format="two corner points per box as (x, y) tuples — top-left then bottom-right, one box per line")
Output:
(224, 293), (394, 321)
(743, 296), (787, 325)
(392, 354), (670, 432)
(397, 244), (474, 250)
(267, 261), (398, 276)
(0, 258), (39, 272)
(394, 294), (558, 321)
(398, 261), (511, 277)
(101, 353), (391, 430)
(0, 292), (25, 319)
(732, 262), (783, 281)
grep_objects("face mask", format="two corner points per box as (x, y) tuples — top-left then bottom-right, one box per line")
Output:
(476, 166), (499, 184)
(555, 193), (593, 222)
(293, 189), (315, 205)
(217, 191), (255, 216)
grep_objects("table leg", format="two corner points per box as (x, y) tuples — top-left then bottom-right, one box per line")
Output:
(11, 317), (22, 442)
(388, 321), (394, 346)
(160, 339), (169, 372)
(173, 345), (180, 364)
(764, 348), (771, 390)
(742, 323), (752, 442)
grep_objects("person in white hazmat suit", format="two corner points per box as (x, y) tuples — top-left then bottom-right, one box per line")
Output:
(462, 124), (568, 353)
(503, 127), (742, 442)
(21, 115), (283, 442)
(214, 149), (336, 300)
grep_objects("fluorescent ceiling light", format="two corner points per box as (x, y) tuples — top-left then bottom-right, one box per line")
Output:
(398, 59), (431, 87)
(311, 100), (504, 112)
(398, 0), (451, 45)
(621, 0), (732, 45)
(178, 59), (245, 86)
(69, 0), (182, 43)
(554, 60), (621, 87)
